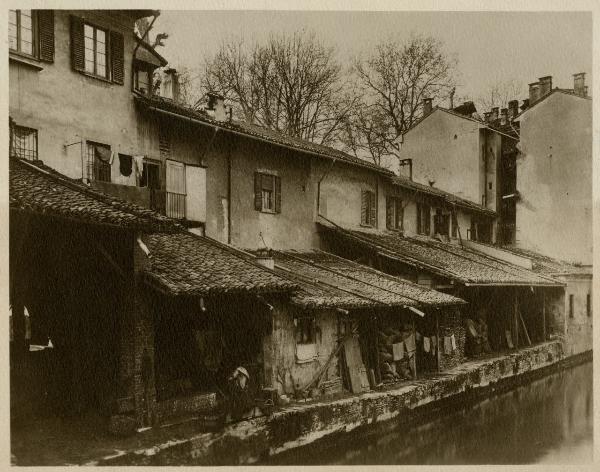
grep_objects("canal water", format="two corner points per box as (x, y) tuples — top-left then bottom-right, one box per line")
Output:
(267, 361), (593, 465)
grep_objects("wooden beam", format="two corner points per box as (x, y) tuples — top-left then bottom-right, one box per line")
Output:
(436, 310), (441, 372)
(90, 239), (127, 280)
(518, 308), (532, 346)
(514, 290), (519, 349)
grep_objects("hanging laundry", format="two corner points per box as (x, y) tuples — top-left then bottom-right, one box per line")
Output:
(404, 333), (416, 353)
(451, 334), (457, 351)
(392, 342), (404, 361)
(444, 336), (453, 355)
(133, 155), (145, 181)
(423, 336), (431, 353)
(415, 331), (422, 342)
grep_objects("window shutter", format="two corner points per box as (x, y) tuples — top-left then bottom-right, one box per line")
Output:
(397, 200), (404, 230)
(110, 30), (125, 85)
(386, 197), (394, 229)
(360, 190), (368, 225)
(274, 176), (281, 213)
(369, 191), (377, 227)
(70, 15), (85, 72)
(416, 203), (422, 234)
(254, 172), (262, 211)
(424, 206), (431, 235)
(37, 10), (54, 62)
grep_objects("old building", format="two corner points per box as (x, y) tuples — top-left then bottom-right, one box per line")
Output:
(514, 74), (593, 266)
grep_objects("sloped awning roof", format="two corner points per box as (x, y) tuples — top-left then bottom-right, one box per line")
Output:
(496, 246), (592, 277)
(271, 250), (465, 310)
(318, 220), (563, 287)
(142, 233), (297, 297)
(134, 94), (393, 176)
(9, 158), (179, 233)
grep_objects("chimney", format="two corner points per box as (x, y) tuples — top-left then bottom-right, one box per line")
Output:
(483, 112), (491, 123)
(255, 248), (274, 270)
(508, 100), (519, 120)
(529, 82), (540, 103)
(206, 92), (227, 122)
(423, 98), (433, 116)
(538, 76), (552, 98)
(500, 108), (508, 125)
(573, 72), (586, 97)
(521, 98), (530, 111)
(490, 107), (499, 122)
(449, 87), (456, 109)
(160, 68), (180, 102)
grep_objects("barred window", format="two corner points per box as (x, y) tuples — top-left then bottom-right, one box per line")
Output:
(86, 142), (111, 182)
(9, 10), (35, 56)
(10, 124), (38, 161)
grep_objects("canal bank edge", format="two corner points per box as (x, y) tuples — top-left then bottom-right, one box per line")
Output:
(97, 342), (590, 466)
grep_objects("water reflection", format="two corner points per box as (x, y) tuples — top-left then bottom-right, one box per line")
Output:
(268, 362), (593, 465)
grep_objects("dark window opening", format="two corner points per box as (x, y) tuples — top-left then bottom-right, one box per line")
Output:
(296, 317), (315, 345)
(586, 294), (591, 318)
(140, 161), (161, 189)
(433, 209), (450, 236)
(361, 190), (377, 227)
(451, 212), (458, 238)
(569, 294), (574, 319)
(10, 124), (38, 161)
(86, 141), (111, 182)
(118, 154), (132, 177)
(417, 203), (431, 235)
(254, 172), (281, 213)
(134, 67), (152, 95)
(386, 196), (403, 230)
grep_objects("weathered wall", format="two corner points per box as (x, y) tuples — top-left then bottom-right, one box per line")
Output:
(516, 92), (593, 264)
(264, 303), (341, 397)
(9, 10), (140, 179)
(562, 276), (593, 356)
(400, 110), (482, 204)
(437, 309), (466, 371)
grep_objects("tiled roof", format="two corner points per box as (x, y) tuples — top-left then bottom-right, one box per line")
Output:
(515, 88), (592, 120)
(318, 220), (563, 287)
(497, 246), (592, 277)
(9, 158), (179, 232)
(271, 250), (464, 309)
(389, 175), (496, 217)
(134, 94), (393, 175)
(143, 233), (297, 297)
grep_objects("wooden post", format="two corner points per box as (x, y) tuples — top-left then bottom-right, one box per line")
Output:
(542, 291), (547, 341)
(513, 290), (519, 349)
(436, 310), (441, 372)
(412, 317), (417, 379)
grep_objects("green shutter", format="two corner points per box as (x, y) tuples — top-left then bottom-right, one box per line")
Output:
(37, 10), (54, 63)
(110, 30), (125, 85)
(254, 172), (262, 211)
(386, 197), (394, 229)
(360, 190), (368, 225)
(70, 15), (84, 72)
(274, 176), (281, 213)
(369, 191), (377, 227)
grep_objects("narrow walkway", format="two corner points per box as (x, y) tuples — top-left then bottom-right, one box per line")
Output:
(11, 341), (565, 466)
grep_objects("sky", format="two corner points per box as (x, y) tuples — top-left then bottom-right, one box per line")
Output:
(151, 10), (592, 108)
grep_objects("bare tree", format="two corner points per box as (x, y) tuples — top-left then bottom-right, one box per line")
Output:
(477, 79), (523, 113)
(347, 34), (457, 163)
(202, 31), (355, 146)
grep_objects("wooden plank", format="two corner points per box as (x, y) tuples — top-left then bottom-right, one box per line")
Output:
(518, 308), (532, 346)
(542, 291), (547, 341)
(343, 336), (370, 393)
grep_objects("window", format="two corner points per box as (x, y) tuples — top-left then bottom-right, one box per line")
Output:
(295, 317), (315, 345)
(416, 203), (431, 235)
(10, 124), (38, 161)
(254, 172), (281, 213)
(9, 10), (34, 56)
(587, 294), (591, 318)
(140, 161), (161, 189)
(361, 190), (376, 226)
(71, 16), (124, 84)
(84, 24), (107, 78)
(134, 68), (151, 95)
(451, 212), (458, 238)
(86, 142), (111, 182)
(386, 196), (403, 230)
(118, 154), (132, 177)
(433, 209), (450, 236)
(569, 294), (574, 319)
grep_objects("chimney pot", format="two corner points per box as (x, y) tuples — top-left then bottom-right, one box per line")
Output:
(508, 100), (519, 120)
(423, 98), (433, 116)
(538, 76), (552, 98)
(491, 107), (499, 122)
(483, 112), (491, 123)
(500, 108), (508, 125)
(573, 72), (586, 97)
(160, 68), (180, 102)
(529, 82), (541, 103)
(521, 98), (530, 111)
(207, 92), (227, 122)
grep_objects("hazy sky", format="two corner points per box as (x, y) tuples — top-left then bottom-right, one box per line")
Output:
(153, 10), (592, 106)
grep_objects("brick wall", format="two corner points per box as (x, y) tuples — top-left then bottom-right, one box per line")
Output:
(437, 308), (466, 371)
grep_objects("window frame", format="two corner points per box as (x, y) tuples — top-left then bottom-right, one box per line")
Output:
(9, 9), (37, 59)
(569, 294), (574, 319)
(86, 141), (112, 183)
(83, 22), (109, 80)
(416, 202), (431, 236)
(295, 316), (316, 345)
(254, 172), (281, 214)
(140, 160), (161, 190)
(386, 196), (404, 231)
(10, 123), (39, 161)
(361, 189), (377, 227)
